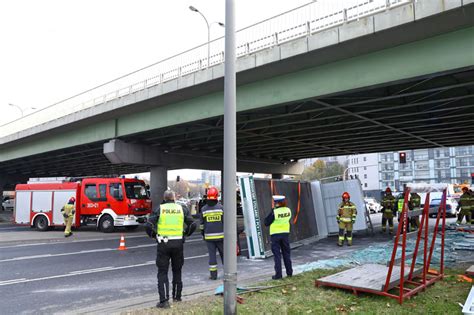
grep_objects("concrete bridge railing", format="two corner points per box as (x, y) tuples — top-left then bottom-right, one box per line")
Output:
(0, 0), (413, 138)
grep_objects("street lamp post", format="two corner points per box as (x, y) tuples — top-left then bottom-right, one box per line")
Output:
(189, 5), (224, 68)
(8, 103), (24, 117)
(8, 103), (36, 118)
(223, 0), (237, 313)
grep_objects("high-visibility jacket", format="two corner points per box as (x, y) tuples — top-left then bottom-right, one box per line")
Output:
(200, 203), (224, 241)
(410, 193), (421, 211)
(157, 203), (184, 239)
(270, 207), (291, 235)
(61, 204), (75, 218)
(460, 192), (472, 211)
(337, 202), (357, 223)
(397, 196), (406, 213)
(381, 195), (396, 212)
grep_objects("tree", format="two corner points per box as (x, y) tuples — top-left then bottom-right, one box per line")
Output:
(299, 159), (346, 181)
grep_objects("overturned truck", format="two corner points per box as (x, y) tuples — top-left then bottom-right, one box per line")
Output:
(239, 177), (368, 259)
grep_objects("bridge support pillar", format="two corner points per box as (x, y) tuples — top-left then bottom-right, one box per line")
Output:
(0, 176), (5, 203)
(150, 166), (168, 208)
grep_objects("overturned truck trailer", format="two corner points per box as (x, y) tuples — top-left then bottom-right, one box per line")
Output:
(239, 176), (367, 259)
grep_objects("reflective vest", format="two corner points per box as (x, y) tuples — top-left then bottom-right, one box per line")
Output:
(337, 202), (357, 223)
(460, 192), (471, 211)
(382, 195), (395, 212)
(201, 204), (224, 241)
(398, 198), (405, 213)
(270, 207), (291, 235)
(62, 204), (75, 217)
(410, 194), (421, 211)
(157, 203), (184, 239)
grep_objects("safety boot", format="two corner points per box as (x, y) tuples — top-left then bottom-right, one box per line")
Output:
(209, 270), (217, 280)
(172, 282), (183, 302)
(156, 301), (170, 309)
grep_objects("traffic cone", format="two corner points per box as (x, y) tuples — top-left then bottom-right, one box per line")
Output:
(118, 234), (127, 251)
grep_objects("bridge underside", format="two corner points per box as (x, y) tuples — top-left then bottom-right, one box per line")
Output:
(1, 66), (473, 179)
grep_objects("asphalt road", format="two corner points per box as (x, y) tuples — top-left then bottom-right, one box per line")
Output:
(0, 223), (241, 315)
(0, 211), (459, 314)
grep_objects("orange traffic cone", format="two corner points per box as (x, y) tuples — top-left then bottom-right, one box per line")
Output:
(118, 234), (127, 250)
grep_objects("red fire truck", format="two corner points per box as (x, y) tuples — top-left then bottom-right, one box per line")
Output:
(14, 177), (152, 233)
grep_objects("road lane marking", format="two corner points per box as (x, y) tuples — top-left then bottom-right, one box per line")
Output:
(0, 253), (209, 286)
(0, 234), (203, 249)
(0, 235), (148, 249)
(0, 238), (203, 263)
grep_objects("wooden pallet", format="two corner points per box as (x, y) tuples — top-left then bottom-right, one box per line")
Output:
(467, 265), (474, 276)
(317, 263), (422, 292)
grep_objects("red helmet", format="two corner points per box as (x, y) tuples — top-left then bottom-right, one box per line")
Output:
(342, 192), (350, 200)
(385, 187), (392, 193)
(207, 187), (219, 200)
(69, 197), (76, 203)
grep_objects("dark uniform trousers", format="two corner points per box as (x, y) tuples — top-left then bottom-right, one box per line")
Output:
(207, 240), (224, 268)
(271, 233), (293, 278)
(156, 240), (184, 303)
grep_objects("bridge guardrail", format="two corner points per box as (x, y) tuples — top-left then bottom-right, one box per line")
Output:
(0, 0), (412, 138)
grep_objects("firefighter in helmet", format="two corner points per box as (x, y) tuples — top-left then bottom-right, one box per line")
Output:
(200, 186), (224, 280)
(61, 197), (76, 237)
(337, 192), (357, 246)
(381, 187), (396, 234)
(264, 195), (293, 280)
(457, 186), (471, 225)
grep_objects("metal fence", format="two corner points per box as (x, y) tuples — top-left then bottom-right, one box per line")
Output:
(0, 0), (412, 138)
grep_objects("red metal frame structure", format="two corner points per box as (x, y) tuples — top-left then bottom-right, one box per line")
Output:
(315, 186), (447, 304)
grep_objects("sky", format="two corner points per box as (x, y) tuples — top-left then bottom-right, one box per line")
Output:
(0, 0), (311, 123)
(0, 0), (311, 180)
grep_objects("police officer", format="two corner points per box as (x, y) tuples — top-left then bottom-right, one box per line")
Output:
(200, 186), (224, 280)
(146, 190), (196, 309)
(61, 197), (75, 237)
(457, 187), (471, 225)
(264, 195), (293, 280)
(409, 192), (421, 230)
(381, 187), (396, 234)
(337, 192), (357, 246)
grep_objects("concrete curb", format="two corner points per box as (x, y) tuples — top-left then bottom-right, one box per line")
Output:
(64, 271), (276, 315)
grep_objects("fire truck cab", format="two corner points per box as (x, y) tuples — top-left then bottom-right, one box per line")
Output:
(15, 177), (152, 233)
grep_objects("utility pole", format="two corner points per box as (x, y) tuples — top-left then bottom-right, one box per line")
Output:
(223, 0), (237, 313)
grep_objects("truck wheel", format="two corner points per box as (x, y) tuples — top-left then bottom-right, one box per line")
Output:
(125, 225), (139, 231)
(34, 215), (49, 231)
(99, 215), (115, 233)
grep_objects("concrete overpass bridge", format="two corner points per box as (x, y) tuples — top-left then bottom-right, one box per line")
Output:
(0, 0), (473, 203)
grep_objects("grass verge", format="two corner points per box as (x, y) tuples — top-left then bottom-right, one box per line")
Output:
(126, 267), (472, 314)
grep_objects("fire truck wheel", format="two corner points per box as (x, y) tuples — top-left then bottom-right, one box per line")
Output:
(125, 226), (139, 231)
(99, 214), (115, 233)
(34, 215), (49, 231)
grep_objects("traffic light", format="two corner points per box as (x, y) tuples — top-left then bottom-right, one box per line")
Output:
(176, 175), (180, 182)
(399, 152), (407, 164)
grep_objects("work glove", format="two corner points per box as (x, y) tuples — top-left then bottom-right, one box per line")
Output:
(63, 213), (68, 219)
(71, 210), (76, 215)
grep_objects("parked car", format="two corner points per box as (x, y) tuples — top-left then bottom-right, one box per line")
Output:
(428, 198), (458, 218)
(2, 196), (14, 211)
(365, 198), (382, 214)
